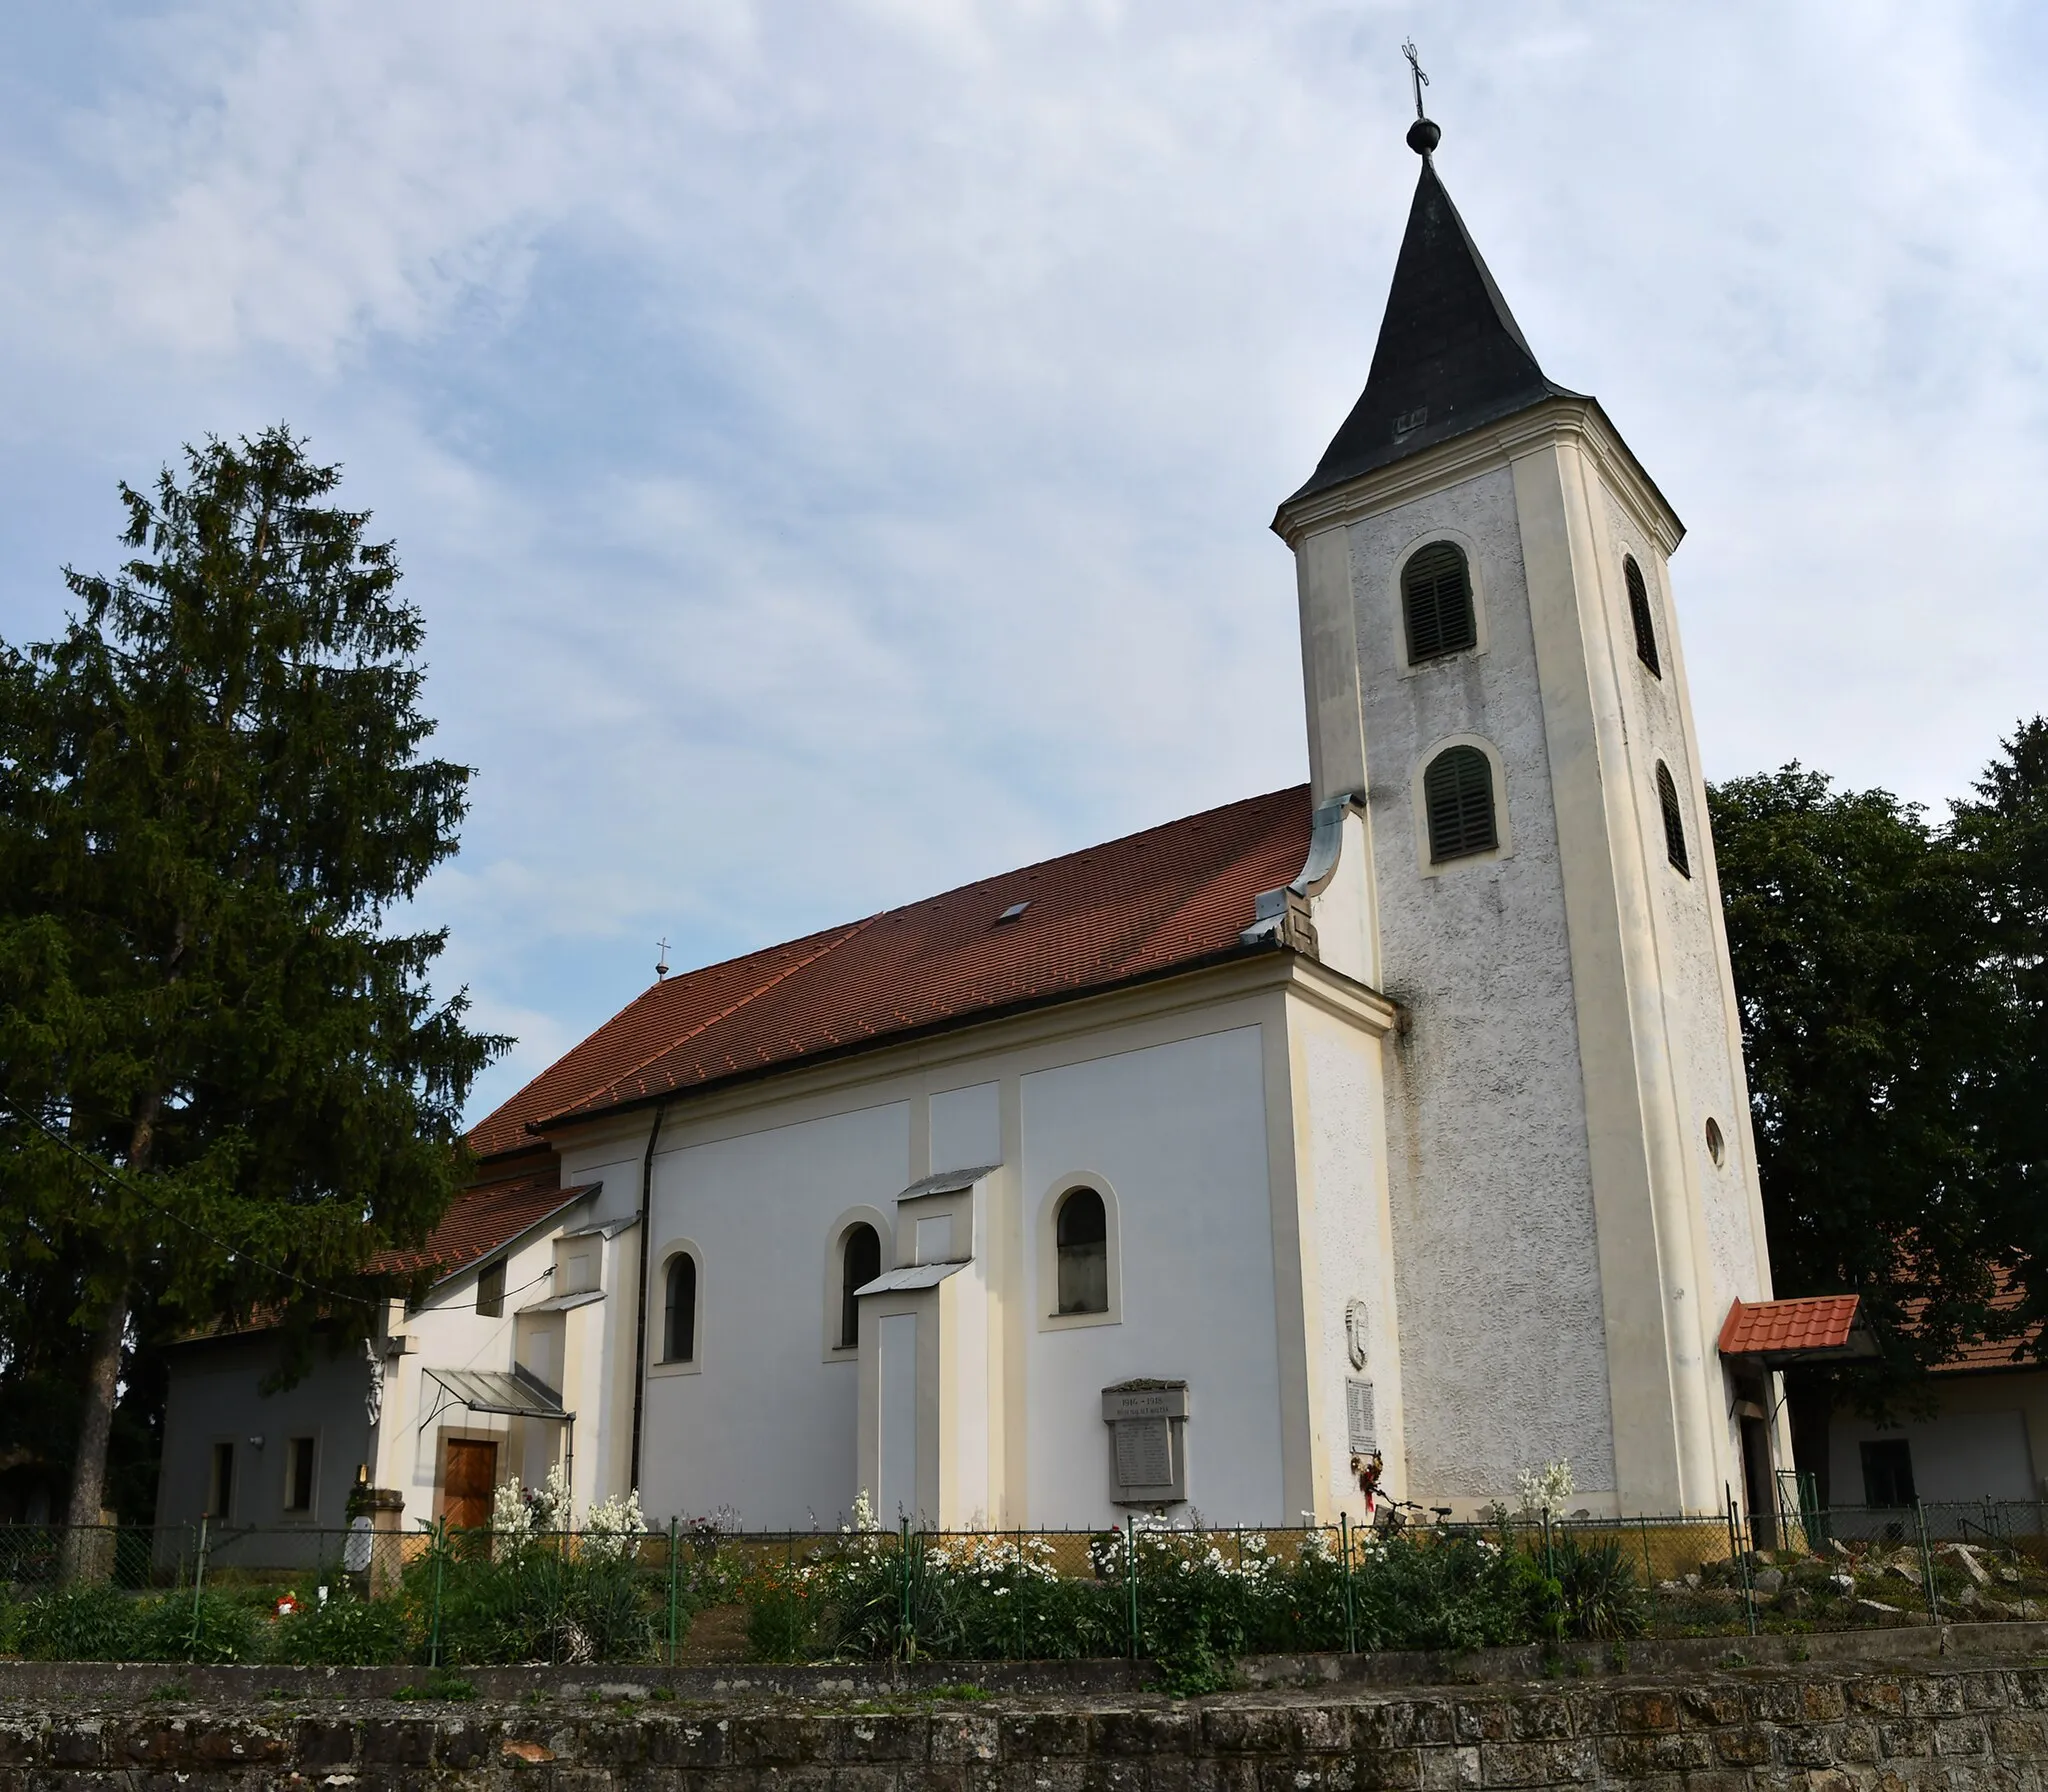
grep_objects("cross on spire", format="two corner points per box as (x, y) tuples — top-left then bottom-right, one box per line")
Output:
(1400, 39), (1441, 157)
(1401, 39), (1429, 120)
(656, 937), (671, 979)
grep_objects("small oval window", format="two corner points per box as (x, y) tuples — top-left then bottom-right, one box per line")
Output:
(1705, 1118), (1725, 1166)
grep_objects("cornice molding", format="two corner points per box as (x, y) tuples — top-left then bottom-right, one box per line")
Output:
(534, 949), (1397, 1154)
(1272, 397), (1684, 559)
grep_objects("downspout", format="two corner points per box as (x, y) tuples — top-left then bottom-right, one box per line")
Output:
(627, 1100), (669, 1492)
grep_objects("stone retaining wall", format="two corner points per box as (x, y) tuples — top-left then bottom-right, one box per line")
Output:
(8, 1639), (2048, 1792)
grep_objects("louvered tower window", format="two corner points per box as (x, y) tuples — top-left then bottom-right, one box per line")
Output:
(1401, 542), (1477, 664)
(1625, 556), (1661, 676)
(1422, 745), (1498, 862)
(1656, 762), (1691, 878)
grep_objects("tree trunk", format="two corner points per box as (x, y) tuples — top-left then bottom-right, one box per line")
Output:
(63, 1085), (164, 1568)
(62, 1285), (129, 1534)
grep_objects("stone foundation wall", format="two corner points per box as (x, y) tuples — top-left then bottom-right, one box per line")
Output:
(7, 1648), (2048, 1792)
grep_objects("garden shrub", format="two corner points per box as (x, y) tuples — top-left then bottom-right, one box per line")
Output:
(1551, 1533), (1649, 1640)
(14, 1583), (139, 1660)
(415, 1540), (659, 1665)
(135, 1590), (260, 1663)
(270, 1590), (412, 1665)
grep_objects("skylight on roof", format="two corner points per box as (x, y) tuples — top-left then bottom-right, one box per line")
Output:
(995, 901), (1030, 925)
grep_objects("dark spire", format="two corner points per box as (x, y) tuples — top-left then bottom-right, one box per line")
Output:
(1286, 144), (1578, 506)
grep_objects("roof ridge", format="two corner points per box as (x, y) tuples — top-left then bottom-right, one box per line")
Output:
(867, 785), (1309, 920)
(535, 913), (884, 1127)
(464, 922), (863, 1154)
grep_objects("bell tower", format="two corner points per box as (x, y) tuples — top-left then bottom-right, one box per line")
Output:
(1274, 96), (1779, 1516)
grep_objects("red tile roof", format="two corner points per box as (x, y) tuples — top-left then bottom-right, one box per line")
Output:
(1930, 1274), (2040, 1373)
(467, 785), (1313, 1161)
(373, 1162), (596, 1284)
(1719, 1295), (1863, 1359)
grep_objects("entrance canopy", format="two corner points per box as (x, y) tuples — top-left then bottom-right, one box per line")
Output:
(421, 1366), (571, 1426)
(1718, 1296), (1877, 1367)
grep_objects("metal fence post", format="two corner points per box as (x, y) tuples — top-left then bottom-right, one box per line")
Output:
(1340, 1514), (1357, 1655)
(429, 1526), (447, 1668)
(667, 1516), (680, 1667)
(1915, 1499), (1941, 1622)
(1125, 1514), (1138, 1660)
(189, 1516), (209, 1659)
(1727, 1492), (1757, 1638)
(1639, 1514), (1654, 1587)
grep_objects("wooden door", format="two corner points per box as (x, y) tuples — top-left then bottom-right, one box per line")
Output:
(443, 1438), (498, 1531)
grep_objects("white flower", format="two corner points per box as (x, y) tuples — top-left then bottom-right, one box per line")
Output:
(582, 1487), (647, 1563)
(1515, 1458), (1575, 1519)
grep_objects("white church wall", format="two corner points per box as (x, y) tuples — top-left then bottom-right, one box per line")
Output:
(1292, 1004), (1405, 1517)
(1338, 467), (1617, 1508)
(931, 1082), (1000, 1174)
(637, 1101), (912, 1527)
(1018, 1025), (1285, 1526)
(372, 1207), (581, 1521)
(1594, 487), (1775, 1491)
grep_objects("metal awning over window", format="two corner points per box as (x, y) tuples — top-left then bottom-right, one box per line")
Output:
(420, 1365), (572, 1430)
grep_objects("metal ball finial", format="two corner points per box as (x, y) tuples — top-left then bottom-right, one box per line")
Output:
(1406, 116), (1441, 156)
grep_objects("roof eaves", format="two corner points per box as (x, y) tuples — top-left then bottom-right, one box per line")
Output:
(525, 934), (1290, 1141)
(427, 1183), (600, 1288)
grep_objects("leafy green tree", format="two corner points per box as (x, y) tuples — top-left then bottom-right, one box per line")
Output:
(1948, 718), (2048, 1345)
(0, 427), (504, 1533)
(1708, 766), (2007, 1379)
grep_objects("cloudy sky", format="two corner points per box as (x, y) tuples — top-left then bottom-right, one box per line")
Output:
(4, 2), (2044, 1122)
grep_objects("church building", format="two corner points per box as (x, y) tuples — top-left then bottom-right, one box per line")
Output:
(158, 112), (1832, 1551)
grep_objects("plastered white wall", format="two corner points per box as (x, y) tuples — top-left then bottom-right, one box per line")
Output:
(1019, 1026), (1285, 1525)
(1594, 487), (1775, 1487)
(1830, 1409), (2036, 1504)
(637, 1101), (911, 1526)
(1296, 1008), (1404, 1513)
(931, 1082), (1000, 1174)
(373, 1204), (587, 1519)
(1341, 467), (1617, 1502)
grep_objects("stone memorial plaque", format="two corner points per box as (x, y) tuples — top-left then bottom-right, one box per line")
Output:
(1346, 1378), (1376, 1454)
(1114, 1416), (1174, 1488)
(1102, 1379), (1188, 1503)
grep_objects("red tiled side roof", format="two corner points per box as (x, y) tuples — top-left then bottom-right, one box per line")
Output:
(372, 1163), (595, 1283)
(1931, 1274), (2040, 1372)
(1719, 1295), (1861, 1357)
(466, 785), (1312, 1157)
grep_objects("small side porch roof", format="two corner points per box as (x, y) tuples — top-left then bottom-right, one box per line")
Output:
(1718, 1296), (1877, 1366)
(422, 1365), (572, 1423)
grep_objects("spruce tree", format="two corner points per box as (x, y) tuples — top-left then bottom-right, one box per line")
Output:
(0, 428), (504, 1532)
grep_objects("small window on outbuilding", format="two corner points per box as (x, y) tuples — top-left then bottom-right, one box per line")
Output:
(1625, 556), (1661, 676)
(285, 1436), (316, 1513)
(208, 1442), (235, 1521)
(663, 1254), (698, 1363)
(1860, 1438), (1915, 1508)
(838, 1222), (881, 1350)
(476, 1259), (505, 1319)
(1422, 745), (1499, 863)
(1656, 762), (1691, 877)
(1055, 1189), (1109, 1315)
(1401, 542), (1477, 664)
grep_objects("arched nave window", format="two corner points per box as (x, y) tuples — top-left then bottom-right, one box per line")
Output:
(1422, 745), (1499, 863)
(1657, 762), (1692, 878)
(837, 1222), (881, 1350)
(1055, 1188), (1109, 1315)
(1401, 541), (1477, 664)
(1625, 556), (1662, 677)
(663, 1253), (698, 1363)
